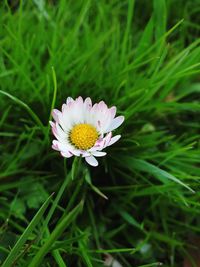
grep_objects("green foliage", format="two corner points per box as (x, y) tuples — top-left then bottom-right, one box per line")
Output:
(0, 0), (200, 266)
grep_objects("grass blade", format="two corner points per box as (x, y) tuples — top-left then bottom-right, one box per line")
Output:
(120, 157), (195, 193)
(0, 90), (44, 132)
(1, 193), (54, 267)
(28, 201), (84, 267)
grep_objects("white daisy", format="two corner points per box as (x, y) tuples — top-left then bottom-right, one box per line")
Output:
(50, 96), (124, 167)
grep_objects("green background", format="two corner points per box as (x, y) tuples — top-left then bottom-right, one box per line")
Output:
(0, 0), (200, 266)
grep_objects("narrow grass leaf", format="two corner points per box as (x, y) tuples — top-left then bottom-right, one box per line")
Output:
(135, 16), (154, 58)
(85, 169), (108, 199)
(120, 157), (194, 193)
(119, 210), (145, 233)
(48, 66), (57, 123)
(28, 201), (83, 267)
(1, 193), (54, 267)
(0, 90), (44, 132)
(153, 0), (166, 40)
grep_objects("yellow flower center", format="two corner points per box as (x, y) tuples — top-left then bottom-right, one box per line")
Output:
(70, 123), (98, 150)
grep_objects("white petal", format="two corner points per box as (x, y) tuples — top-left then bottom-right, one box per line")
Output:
(59, 114), (72, 132)
(106, 116), (124, 133)
(76, 96), (83, 104)
(85, 156), (98, 167)
(55, 122), (67, 141)
(108, 135), (121, 146)
(81, 151), (91, 157)
(51, 108), (71, 132)
(104, 132), (112, 148)
(52, 140), (72, 152)
(89, 138), (105, 151)
(62, 104), (67, 112)
(61, 151), (73, 158)
(67, 97), (84, 124)
(71, 150), (81, 156)
(109, 106), (117, 119)
(52, 140), (60, 151)
(91, 151), (106, 157)
(51, 124), (64, 142)
(83, 97), (92, 120)
(66, 97), (74, 104)
(52, 109), (61, 122)
(62, 106), (74, 129)
(84, 97), (92, 109)
(49, 121), (55, 128)
(88, 102), (112, 133)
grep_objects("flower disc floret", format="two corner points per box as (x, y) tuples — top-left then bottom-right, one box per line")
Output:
(70, 123), (98, 150)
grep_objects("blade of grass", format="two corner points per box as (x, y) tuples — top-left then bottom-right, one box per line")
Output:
(28, 201), (84, 267)
(119, 157), (195, 193)
(48, 66), (57, 123)
(0, 90), (44, 133)
(1, 193), (54, 267)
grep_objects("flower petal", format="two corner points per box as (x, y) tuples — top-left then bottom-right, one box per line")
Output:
(52, 109), (61, 122)
(52, 140), (59, 151)
(71, 149), (81, 156)
(66, 97), (74, 104)
(52, 140), (72, 152)
(106, 116), (124, 132)
(109, 106), (117, 119)
(81, 151), (91, 157)
(108, 135), (121, 146)
(60, 151), (73, 158)
(84, 97), (92, 108)
(104, 132), (112, 148)
(91, 151), (106, 157)
(85, 155), (98, 167)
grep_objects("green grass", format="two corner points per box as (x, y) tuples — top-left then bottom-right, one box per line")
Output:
(0, 0), (200, 266)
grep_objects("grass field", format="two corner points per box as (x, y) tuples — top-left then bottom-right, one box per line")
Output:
(1, 0), (200, 266)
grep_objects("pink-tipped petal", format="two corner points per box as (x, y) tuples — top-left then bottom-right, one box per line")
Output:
(91, 138), (105, 151)
(61, 151), (73, 158)
(108, 135), (121, 146)
(52, 140), (60, 151)
(66, 97), (74, 104)
(52, 109), (61, 122)
(92, 151), (106, 157)
(62, 103), (67, 112)
(98, 100), (107, 110)
(84, 97), (92, 108)
(49, 121), (55, 127)
(71, 149), (81, 156)
(85, 155), (98, 167)
(76, 96), (83, 104)
(52, 140), (72, 153)
(106, 116), (124, 132)
(55, 122), (66, 139)
(104, 132), (112, 147)
(51, 124), (58, 138)
(81, 151), (91, 157)
(109, 106), (117, 119)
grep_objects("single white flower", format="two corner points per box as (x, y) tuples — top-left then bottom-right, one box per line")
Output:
(50, 96), (124, 167)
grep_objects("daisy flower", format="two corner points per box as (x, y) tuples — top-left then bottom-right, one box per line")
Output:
(50, 96), (124, 167)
